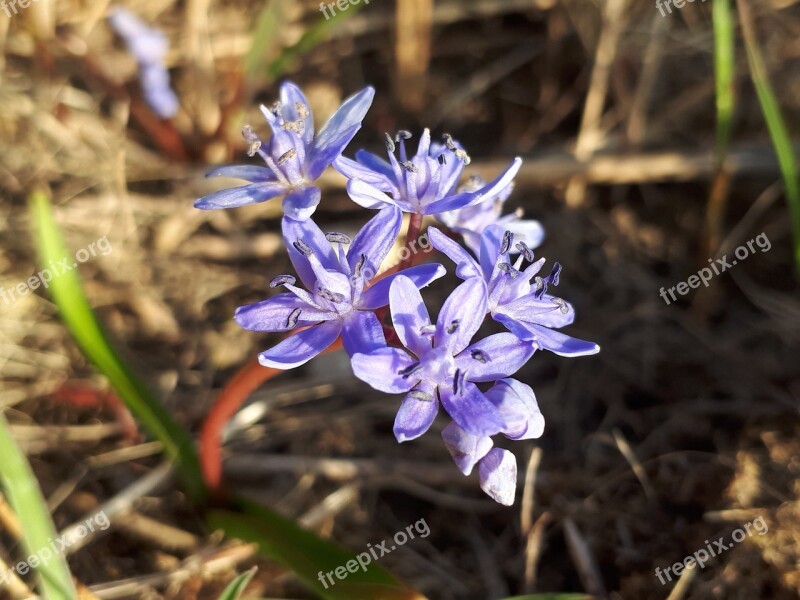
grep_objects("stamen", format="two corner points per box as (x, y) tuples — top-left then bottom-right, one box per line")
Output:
(533, 276), (544, 291)
(547, 262), (562, 286)
(286, 308), (301, 329)
(317, 288), (346, 303)
(325, 232), (351, 245)
(269, 274), (296, 288)
(454, 148), (471, 165)
(282, 120), (304, 134)
(354, 253), (367, 278)
(277, 148), (297, 166)
(399, 362), (422, 379)
(292, 239), (314, 256)
(384, 132), (395, 153)
(401, 160), (419, 173)
(242, 125), (262, 157)
(295, 102), (309, 119)
(442, 133), (456, 150)
(395, 129), (412, 142)
(500, 231), (514, 255)
(408, 389), (433, 402)
(551, 297), (569, 314)
(516, 241), (535, 262)
(270, 100), (282, 115)
(420, 324), (436, 336)
(437, 153), (446, 165)
(470, 349), (490, 363)
(453, 368), (462, 395)
(446, 319), (460, 334)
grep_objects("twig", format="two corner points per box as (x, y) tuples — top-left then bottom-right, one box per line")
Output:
(612, 428), (656, 501)
(563, 516), (608, 599)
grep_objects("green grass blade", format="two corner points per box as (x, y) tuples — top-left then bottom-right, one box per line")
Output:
(737, 0), (800, 267)
(208, 495), (426, 600)
(0, 412), (77, 600)
(713, 0), (735, 164)
(28, 190), (206, 502)
(218, 567), (257, 600)
(244, 0), (286, 83)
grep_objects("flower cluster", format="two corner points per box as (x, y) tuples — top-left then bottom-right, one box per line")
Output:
(196, 82), (599, 505)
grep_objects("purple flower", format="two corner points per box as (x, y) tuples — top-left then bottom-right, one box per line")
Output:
(108, 6), (179, 119)
(428, 225), (599, 357)
(441, 378), (544, 505)
(438, 175), (545, 255)
(335, 129), (522, 216)
(234, 208), (445, 368)
(196, 82), (375, 221)
(350, 275), (535, 443)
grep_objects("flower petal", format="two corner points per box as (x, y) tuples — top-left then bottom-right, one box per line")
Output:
(346, 179), (405, 211)
(479, 448), (517, 505)
(234, 293), (336, 332)
(479, 224), (505, 281)
(455, 332), (534, 382)
(500, 294), (576, 329)
(485, 378), (544, 440)
(280, 81), (314, 145)
(356, 149), (396, 179)
(341, 310), (386, 357)
(282, 216), (339, 289)
(351, 347), (418, 394)
(435, 278), (488, 354)
(258, 319), (343, 369)
(194, 182), (285, 210)
(307, 86), (375, 180)
(394, 382), (439, 442)
(359, 263), (446, 311)
(499, 319), (600, 357)
(441, 421), (493, 475)
(206, 164), (277, 183)
(347, 206), (403, 276)
(333, 155), (394, 191)
(439, 380), (505, 437)
(427, 227), (482, 280)
(424, 157), (522, 215)
(282, 186), (319, 222)
(386, 274), (433, 357)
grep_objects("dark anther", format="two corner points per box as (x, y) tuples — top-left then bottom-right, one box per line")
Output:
(446, 319), (460, 334)
(354, 253), (367, 277)
(453, 368), (462, 395)
(292, 239), (314, 256)
(269, 274), (296, 288)
(395, 129), (412, 142)
(399, 362), (422, 379)
(500, 231), (514, 255)
(516, 241), (535, 262)
(277, 148), (296, 166)
(437, 153), (446, 165)
(325, 232), (351, 245)
(317, 288), (346, 303)
(470, 349), (490, 363)
(547, 262), (562, 286)
(286, 308), (301, 328)
(401, 161), (419, 173)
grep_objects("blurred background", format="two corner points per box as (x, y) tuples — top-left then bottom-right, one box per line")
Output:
(0, 0), (799, 598)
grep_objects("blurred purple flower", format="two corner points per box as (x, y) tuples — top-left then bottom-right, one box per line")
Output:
(428, 225), (599, 357)
(234, 208), (444, 369)
(438, 175), (545, 255)
(108, 6), (179, 119)
(335, 128), (522, 217)
(350, 275), (535, 443)
(196, 82), (375, 221)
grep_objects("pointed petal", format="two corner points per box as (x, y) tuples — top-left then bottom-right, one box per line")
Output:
(425, 157), (522, 215)
(346, 179), (404, 210)
(485, 378), (544, 440)
(258, 319), (343, 369)
(394, 382), (439, 442)
(194, 182), (285, 210)
(435, 278), (488, 354)
(386, 274), (433, 357)
(282, 216), (339, 289)
(427, 227), (482, 280)
(307, 86), (375, 180)
(234, 293), (336, 332)
(341, 310), (386, 357)
(479, 448), (517, 505)
(439, 380), (505, 437)
(280, 81), (314, 145)
(333, 155), (394, 191)
(501, 294), (576, 329)
(206, 164), (277, 183)
(350, 347), (418, 394)
(455, 332), (534, 382)
(355, 149), (396, 179)
(360, 263), (445, 311)
(502, 321), (600, 357)
(479, 224), (505, 281)
(347, 206), (403, 275)
(281, 185), (321, 221)
(441, 421), (493, 475)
